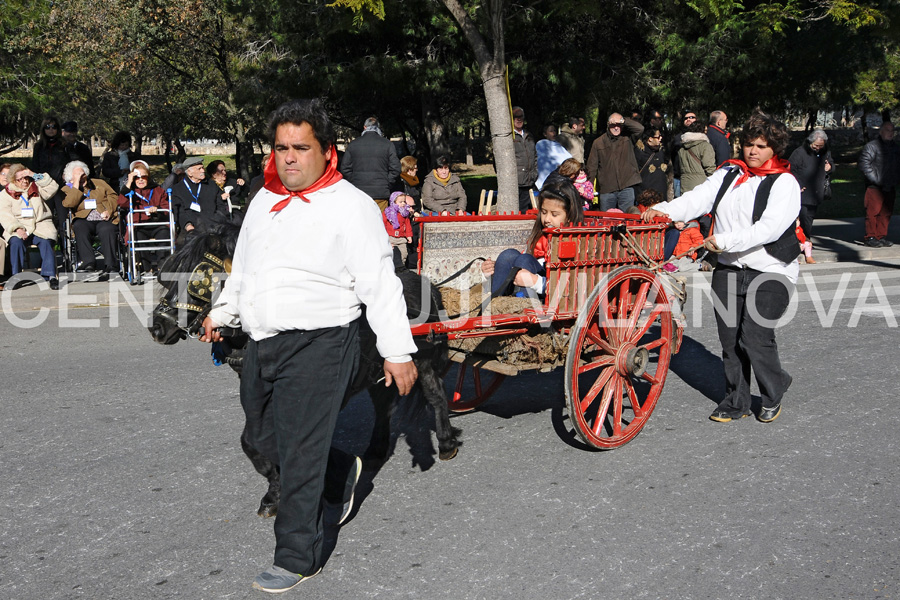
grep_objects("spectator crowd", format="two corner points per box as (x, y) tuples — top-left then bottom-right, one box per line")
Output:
(0, 106), (895, 291)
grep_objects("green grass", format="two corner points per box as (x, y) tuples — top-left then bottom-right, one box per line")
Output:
(822, 165), (866, 219)
(460, 174), (498, 213)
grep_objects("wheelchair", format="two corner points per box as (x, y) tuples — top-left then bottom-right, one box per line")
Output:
(119, 199), (176, 286)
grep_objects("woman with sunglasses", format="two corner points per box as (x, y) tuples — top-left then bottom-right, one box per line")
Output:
(118, 160), (170, 275)
(0, 164), (60, 289)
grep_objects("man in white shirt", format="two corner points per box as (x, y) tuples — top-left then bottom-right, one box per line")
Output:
(200, 99), (417, 593)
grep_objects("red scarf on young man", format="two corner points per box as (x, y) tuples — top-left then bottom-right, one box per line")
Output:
(720, 157), (791, 187)
(265, 146), (343, 213)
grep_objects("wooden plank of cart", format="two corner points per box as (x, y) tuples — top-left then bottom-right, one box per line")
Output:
(409, 210), (686, 450)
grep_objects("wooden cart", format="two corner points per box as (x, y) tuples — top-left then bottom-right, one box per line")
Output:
(409, 212), (685, 450)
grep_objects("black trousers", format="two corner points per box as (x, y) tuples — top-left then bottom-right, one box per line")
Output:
(72, 218), (118, 271)
(710, 266), (793, 412)
(241, 320), (360, 575)
(799, 204), (817, 241)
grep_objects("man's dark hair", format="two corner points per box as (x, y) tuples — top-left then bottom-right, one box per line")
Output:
(567, 116), (582, 127)
(267, 99), (336, 152)
(740, 110), (790, 157)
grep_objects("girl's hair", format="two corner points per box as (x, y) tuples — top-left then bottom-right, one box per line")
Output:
(740, 109), (790, 156)
(557, 158), (583, 179)
(400, 155), (417, 172)
(527, 175), (583, 252)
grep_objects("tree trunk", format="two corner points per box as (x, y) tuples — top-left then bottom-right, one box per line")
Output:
(421, 91), (450, 165)
(441, 0), (517, 212)
(465, 127), (474, 167)
(173, 138), (187, 162)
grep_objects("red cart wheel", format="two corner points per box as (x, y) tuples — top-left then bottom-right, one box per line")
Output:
(443, 360), (506, 413)
(564, 266), (673, 449)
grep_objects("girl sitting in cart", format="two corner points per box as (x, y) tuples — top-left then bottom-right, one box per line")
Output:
(481, 175), (583, 297)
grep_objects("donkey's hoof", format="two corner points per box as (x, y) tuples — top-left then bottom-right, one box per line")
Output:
(257, 503), (278, 519)
(439, 447), (459, 461)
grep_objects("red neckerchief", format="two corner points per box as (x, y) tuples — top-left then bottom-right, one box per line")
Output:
(5, 181), (39, 200)
(266, 146), (343, 213)
(533, 235), (550, 259)
(709, 124), (730, 139)
(720, 157), (791, 187)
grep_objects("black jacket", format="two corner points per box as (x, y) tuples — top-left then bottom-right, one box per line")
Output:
(633, 141), (674, 201)
(32, 139), (69, 185)
(706, 125), (731, 166)
(170, 177), (228, 231)
(859, 137), (900, 190)
(789, 143), (834, 206)
(339, 132), (400, 200)
(514, 129), (538, 187)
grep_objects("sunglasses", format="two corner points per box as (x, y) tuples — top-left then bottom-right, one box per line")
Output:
(45, 124), (58, 130)
(684, 116), (697, 121)
(135, 175), (148, 180)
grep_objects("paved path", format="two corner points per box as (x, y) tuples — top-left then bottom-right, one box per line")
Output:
(1, 259), (898, 599)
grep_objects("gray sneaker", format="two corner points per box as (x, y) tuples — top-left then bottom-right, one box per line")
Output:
(251, 565), (321, 594)
(338, 456), (363, 526)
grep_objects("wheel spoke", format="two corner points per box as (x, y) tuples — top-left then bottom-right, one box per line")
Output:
(577, 355), (615, 375)
(641, 337), (669, 352)
(640, 370), (659, 385)
(615, 283), (631, 345)
(623, 281), (652, 339)
(585, 327), (615, 355)
(630, 303), (666, 343)
(580, 366), (614, 413)
(623, 376), (645, 420)
(612, 376), (623, 437)
(591, 377), (616, 436)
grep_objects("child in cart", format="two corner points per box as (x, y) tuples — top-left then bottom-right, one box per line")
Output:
(481, 175), (583, 297)
(383, 191), (414, 265)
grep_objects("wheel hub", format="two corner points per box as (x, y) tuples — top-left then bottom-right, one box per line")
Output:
(616, 343), (649, 377)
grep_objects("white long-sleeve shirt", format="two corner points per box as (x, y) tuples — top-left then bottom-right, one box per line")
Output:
(655, 166), (801, 283)
(208, 179), (417, 361)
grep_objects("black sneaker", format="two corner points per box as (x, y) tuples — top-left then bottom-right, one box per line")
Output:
(48, 278), (59, 290)
(757, 403), (782, 423)
(709, 408), (751, 423)
(880, 239), (894, 247)
(864, 237), (884, 248)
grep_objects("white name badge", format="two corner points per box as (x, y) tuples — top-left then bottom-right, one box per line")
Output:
(20, 207), (34, 218)
(84, 199), (97, 210)
(190, 201), (202, 212)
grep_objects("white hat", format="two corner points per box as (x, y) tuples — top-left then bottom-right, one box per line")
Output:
(130, 160), (150, 172)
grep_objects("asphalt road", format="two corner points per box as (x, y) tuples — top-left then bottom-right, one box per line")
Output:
(1, 259), (899, 600)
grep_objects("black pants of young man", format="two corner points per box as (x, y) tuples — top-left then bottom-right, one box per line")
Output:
(240, 320), (360, 576)
(710, 265), (793, 414)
